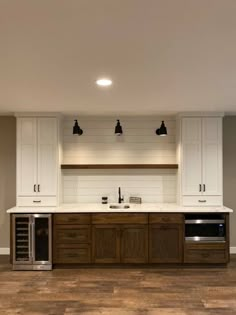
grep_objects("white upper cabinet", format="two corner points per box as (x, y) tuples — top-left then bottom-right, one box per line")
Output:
(37, 118), (57, 196)
(182, 118), (202, 196)
(181, 116), (222, 206)
(17, 118), (37, 196)
(17, 117), (59, 206)
(202, 118), (222, 196)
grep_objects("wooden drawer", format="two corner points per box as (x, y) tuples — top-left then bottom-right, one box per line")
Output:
(54, 245), (91, 263)
(92, 213), (148, 224)
(54, 225), (91, 244)
(54, 214), (91, 225)
(184, 243), (228, 263)
(149, 214), (183, 224)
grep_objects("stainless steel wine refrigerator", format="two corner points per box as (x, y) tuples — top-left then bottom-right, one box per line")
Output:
(12, 214), (52, 270)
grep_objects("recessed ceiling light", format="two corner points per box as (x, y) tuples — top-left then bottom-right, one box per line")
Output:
(96, 78), (113, 86)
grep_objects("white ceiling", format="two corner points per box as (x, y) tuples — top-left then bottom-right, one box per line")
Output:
(1, 0), (236, 115)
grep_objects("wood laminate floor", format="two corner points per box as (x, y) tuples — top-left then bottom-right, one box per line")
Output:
(0, 256), (236, 315)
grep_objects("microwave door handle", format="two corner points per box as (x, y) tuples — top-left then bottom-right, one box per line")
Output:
(31, 217), (35, 263)
(29, 218), (33, 263)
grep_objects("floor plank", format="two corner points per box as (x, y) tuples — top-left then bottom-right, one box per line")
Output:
(0, 255), (236, 315)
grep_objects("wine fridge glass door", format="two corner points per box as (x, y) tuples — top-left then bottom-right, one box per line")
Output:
(33, 214), (52, 264)
(13, 215), (32, 264)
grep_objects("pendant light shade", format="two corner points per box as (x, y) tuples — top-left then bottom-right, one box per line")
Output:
(73, 120), (83, 136)
(115, 120), (123, 135)
(156, 121), (167, 136)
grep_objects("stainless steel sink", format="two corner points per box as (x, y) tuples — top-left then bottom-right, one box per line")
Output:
(109, 204), (130, 209)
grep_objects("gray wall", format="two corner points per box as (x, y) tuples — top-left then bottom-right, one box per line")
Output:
(223, 116), (236, 247)
(0, 116), (235, 249)
(0, 117), (16, 248)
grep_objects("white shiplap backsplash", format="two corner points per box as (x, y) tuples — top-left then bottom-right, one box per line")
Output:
(62, 116), (177, 203)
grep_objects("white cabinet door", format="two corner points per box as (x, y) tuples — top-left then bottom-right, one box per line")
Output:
(37, 118), (57, 196)
(202, 118), (222, 196)
(182, 118), (202, 195)
(17, 118), (37, 196)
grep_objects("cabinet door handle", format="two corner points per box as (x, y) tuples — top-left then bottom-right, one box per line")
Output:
(203, 184), (206, 192)
(34, 185), (36, 192)
(38, 185), (40, 192)
(33, 200), (41, 203)
(198, 200), (206, 203)
(199, 184), (202, 192)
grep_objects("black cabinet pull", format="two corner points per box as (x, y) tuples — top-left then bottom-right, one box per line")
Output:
(199, 184), (202, 192)
(198, 200), (206, 203)
(203, 184), (206, 192)
(33, 200), (41, 203)
(34, 185), (36, 192)
(38, 185), (40, 192)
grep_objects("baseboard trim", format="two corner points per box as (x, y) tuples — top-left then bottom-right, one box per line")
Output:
(1, 247), (236, 255)
(230, 247), (236, 254)
(0, 248), (10, 255)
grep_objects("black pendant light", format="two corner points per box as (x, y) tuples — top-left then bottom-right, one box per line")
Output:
(115, 120), (123, 135)
(73, 120), (83, 135)
(156, 121), (167, 136)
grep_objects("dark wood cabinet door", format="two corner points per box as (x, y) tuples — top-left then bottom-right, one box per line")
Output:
(92, 225), (120, 263)
(149, 224), (183, 263)
(121, 225), (148, 263)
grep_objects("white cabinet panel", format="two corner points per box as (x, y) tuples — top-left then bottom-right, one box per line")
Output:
(202, 118), (222, 196)
(17, 118), (37, 196)
(182, 118), (202, 195)
(181, 116), (222, 206)
(182, 196), (223, 206)
(17, 117), (59, 206)
(37, 118), (57, 196)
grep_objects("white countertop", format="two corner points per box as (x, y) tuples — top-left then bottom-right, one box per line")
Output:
(6, 203), (233, 213)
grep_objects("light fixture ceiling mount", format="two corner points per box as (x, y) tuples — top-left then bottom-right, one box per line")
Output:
(96, 78), (112, 87)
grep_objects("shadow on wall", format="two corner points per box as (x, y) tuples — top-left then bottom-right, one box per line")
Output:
(223, 116), (236, 248)
(0, 117), (16, 249)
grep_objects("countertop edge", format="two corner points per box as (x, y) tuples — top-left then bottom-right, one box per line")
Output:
(6, 203), (234, 213)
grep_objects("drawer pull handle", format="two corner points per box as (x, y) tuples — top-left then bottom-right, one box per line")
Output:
(33, 185), (36, 192)
(198, 200), (206, 203)
(202, 253), (210, 258)
(33, 200), (41, 203)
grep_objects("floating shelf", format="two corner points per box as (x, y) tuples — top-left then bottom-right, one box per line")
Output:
(61, 164), (178, 169)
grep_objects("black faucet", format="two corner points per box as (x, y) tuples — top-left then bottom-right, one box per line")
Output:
(118, 187), (123, 203)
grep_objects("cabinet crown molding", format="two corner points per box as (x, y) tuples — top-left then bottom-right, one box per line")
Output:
(15, 112), (63, 118)
(177, 112), (224, 118)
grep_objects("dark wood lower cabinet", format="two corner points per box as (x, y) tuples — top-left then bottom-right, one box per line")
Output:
(92, 224), (148, 263)
(52, 213), (229, 265)
(53, 214), (92, 264)
(121, 225), (148, 263)
(184, 242), (229, 264)
(149, 224), (183, 263)
(55, 244), (91, 263)
(92, 225), (120, 263)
